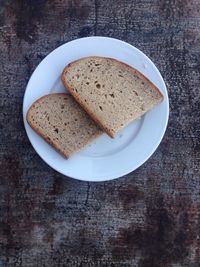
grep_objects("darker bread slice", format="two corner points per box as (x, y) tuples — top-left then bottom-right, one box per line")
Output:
(62, 56), (164, 137)
(26, 93), (102, 158)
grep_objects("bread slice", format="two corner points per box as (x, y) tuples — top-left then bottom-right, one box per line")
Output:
(26, 93), (102, 158)
(62, 56), (164, 137)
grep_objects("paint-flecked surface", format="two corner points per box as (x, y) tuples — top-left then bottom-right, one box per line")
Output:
(0, 0), (200, 266)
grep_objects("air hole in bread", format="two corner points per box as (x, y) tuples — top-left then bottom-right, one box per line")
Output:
(133, 91), (138, 96)
(99, 106), (103, 111)
(86, 82), (90, 85)
(54, 128), (59, 133)
(109, 93), (115, 98)
(96, 83), (101, 89)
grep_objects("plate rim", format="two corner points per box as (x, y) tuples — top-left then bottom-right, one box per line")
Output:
(23, 36), (169, 182)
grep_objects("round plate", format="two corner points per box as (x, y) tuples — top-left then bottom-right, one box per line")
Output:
(23, 37), (169, 182)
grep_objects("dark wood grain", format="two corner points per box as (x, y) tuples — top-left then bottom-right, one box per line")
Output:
(0, 0), (200, 266)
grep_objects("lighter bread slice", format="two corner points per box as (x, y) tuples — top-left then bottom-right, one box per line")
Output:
(26, 93), (102, 158)
(62, 56), (164, 137)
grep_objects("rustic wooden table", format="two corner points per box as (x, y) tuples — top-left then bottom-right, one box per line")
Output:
(0, 0), (200, 266)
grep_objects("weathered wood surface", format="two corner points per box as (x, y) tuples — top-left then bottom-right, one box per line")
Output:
(0, 0), (200, 266)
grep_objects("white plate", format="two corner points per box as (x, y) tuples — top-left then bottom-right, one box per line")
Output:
(23, 37), (169, 182)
